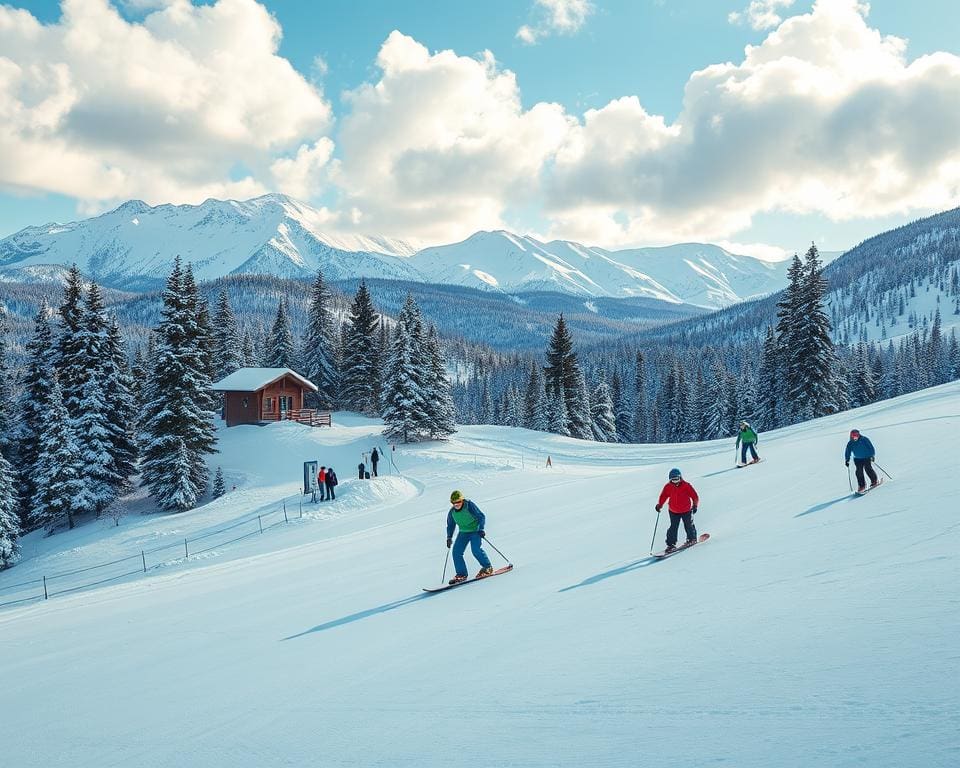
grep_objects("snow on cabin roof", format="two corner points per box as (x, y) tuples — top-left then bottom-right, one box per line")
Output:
(211, 367), (318, 392)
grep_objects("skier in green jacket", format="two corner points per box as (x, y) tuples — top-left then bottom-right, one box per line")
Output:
(735, 421), (760, 466)
(446, 490), (493, 584)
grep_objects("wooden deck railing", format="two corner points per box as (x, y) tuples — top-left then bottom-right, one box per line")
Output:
(282, 409), (332, 427)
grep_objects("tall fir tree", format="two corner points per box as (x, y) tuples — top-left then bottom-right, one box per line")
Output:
(543, 315), (586, 437)
(103, 318), (139, 490)
(611, 370), (632, 442)
(302, 269), (339, 408)
(56, 264), (86, 410)
(590, 371), (617, 442)
(523, 361), (547, 431)
(340, 281), (381, 415)
(266, 297), (296, 369)
(633, 351), (648, 443)
(31, 376), (84, 531)
(793, 244), (839, 420)
(775, 254), (806, 423)
(140, 259), (218, 511)
(211, 289), (244, 381)
(0, 307), (10, 455)
(545, 384), (570, 436)
(382, 295), (431, 442)
(422, 325), (457, 439)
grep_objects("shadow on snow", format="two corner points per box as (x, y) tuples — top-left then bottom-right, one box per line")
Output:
(558, 556), (659, 592)
(282, 593), (430, 640)
(794, 495), (852, 518)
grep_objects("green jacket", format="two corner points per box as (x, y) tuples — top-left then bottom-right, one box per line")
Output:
(736, 426), (758, 446)
(446, 500), (485, 536)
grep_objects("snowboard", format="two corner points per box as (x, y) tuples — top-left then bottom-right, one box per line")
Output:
(423, 564), (513, 593)
(736, 458), (763, 468)
(653, 533), (710, 559)
(854, 478), (883, 496)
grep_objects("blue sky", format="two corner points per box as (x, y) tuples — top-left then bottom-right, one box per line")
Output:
(1, 0), (959, 257)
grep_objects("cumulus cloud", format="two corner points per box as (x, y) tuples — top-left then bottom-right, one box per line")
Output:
(0, 0), (332, 208)
(728, 0), (797, 31)
(516, 0), (593, 45)
(332, 31), (572, 241)
(542, 0), (960, 245)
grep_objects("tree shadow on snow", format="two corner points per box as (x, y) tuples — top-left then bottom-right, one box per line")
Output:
(558, 557), (659, 592)
(282, 593), (430, 640)
(794, 495), (851, 518)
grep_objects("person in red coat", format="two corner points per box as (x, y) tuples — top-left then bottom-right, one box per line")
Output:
(656, 467), (699, 553)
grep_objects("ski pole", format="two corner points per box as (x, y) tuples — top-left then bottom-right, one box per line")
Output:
(441, 547), (450, 585)
(734, 444), (739, 467)
(482, 536), (512, 564)
(649, 509), (661, 554)
(846, 464), (853, 492)
(873, 461), (893, 480)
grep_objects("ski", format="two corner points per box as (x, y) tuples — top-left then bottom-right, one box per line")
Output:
(653, 533), (710, 559)
(736, 458), (763, 468)
(854, 478), (883, 496)
(423, 564), (513, 593)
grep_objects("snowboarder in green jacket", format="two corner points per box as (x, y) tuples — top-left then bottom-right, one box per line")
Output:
(735, 421), (760, 466)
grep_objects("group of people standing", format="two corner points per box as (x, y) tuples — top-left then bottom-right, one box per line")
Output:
(359, 447), (381, 480)
(442, 422), (883, 574)
(315, 465), (339, 501)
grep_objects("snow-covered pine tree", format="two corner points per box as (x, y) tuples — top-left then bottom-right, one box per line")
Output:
(266, 298), (296, 370)
(211, 289), (244, 381)
(340, 281), (381, 415)
(17, 304), (56, 525)
(242, 331), (257, 367)
(543, 315), (581, 436)
(140, 258), (218, 512)
(0, 307), (10, 455)
(0, 446), (20, 568)
(381, 295), (431, 442)
(302, 269), (339, 408)
(56, 265), (86, 411)
(423, 325), (457, 439)
(757, 326), (781, 429)
(689, 366), (708, 441)
(213, 467), (225, 499)
(793, 244), (839, 420)
(570, 368), (593, 440)
(31, 376), (84, 531)
(703, 358), (728, 440)
(590, 371), (617, 442)
(737, 367), (759, 429)
(775, 254), (805, 422)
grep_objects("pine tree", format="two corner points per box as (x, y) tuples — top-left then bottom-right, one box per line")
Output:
(302, 269), (339, 408)
(266, 298), (296, 369)
(56, 264), (86, 410)
(17, 304), (56, 525)
(0, 307), (10, 455)
(611, 370), (632, 442)
(523, 361), (546, 431)
(422, 325), (457, 439)
(32, 377), (84, 531)
(543, 315), (584, 437)
(140, 259), (218, 511)
(793, 244), (839, 420)
(211, 289), (244, 380)
(570, 368), (593, 440)
(213, 467), (226, 499)
(0, 446), (20, 568)
(757, 326), (781, 428)
(381, 295), (430, 442)
(590, 371), (617, 442)
(546, 384), (570, 436)
(341, 281), (381, 415)
(103, 318), (139, 490)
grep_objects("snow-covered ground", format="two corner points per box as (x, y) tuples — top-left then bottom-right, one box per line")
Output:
(2, 384), (959, 768)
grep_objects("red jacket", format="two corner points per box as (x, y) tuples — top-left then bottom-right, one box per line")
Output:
(658, 480), (699, 514)
(318, 469), (326, 484)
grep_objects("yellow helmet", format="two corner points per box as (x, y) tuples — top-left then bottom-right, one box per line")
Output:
(450, 490), (464, 504)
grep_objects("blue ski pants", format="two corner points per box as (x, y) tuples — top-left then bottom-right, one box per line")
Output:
(452, 532), (492, 577)
(740, 442), (758, 464)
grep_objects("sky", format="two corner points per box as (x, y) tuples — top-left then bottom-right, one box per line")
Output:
(1, 0), (959, 258)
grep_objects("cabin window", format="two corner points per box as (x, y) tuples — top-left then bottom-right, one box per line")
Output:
(264, 397), (275, 414)
(279, 395), (292, 412)
(241, 397), (249, 409)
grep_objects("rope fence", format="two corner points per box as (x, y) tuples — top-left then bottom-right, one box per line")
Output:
(0, 496), (307, 610)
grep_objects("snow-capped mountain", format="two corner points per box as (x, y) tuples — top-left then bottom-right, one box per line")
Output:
(0, 194), (421, 290)
(409, 231), (791, 308)
(0, 194), (793, 307)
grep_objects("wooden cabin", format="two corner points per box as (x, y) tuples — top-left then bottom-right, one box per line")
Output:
(211, 368), (329, 428)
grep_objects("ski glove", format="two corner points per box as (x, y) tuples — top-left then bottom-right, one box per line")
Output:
(691, 506), (698, 515)
(845, 461), (850, 467)
(446, 538), (452, 548)
(478, 530), (486, 538)
(655, 504), (663, 513)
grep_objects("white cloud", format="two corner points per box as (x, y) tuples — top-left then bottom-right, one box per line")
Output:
(332, 31), (572, 242)
(542, 0), (960, 245)
(516, 0), (593, 45)
(0, 0), (332, 208)
(728, 0), (797, 31)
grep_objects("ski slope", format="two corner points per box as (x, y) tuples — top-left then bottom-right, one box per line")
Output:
(2, 384), (959, 768)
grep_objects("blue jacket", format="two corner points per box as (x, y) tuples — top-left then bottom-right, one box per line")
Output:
(845, 435), (875, 461)
(447, 500), (486, 538)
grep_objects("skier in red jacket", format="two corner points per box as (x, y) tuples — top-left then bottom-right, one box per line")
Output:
(656, 467), (699, 553)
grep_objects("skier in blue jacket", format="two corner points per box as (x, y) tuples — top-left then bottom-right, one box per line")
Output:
(844, 428), (879, 493)
(446, 490), (493, 584)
